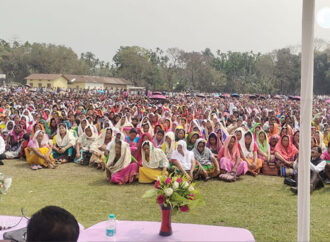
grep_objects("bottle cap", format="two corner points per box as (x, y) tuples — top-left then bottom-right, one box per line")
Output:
(109, 214), (115, 219)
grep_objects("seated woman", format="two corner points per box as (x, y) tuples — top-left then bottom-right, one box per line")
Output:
(5, 124), (26, 159)
(256, 130), (270, 162)
(26, 130), (56, 170)
(52, 123), (76, 163)
(193, 138), (220, 180)
(239, 131), (263, 176)
(125, 128), (139, 156)
(186, 131), (200, 151)
(135, 132), (154, 164)
(74, 125), (97, 165)
(106, 140), (138, 184)
(90, 128), (113, 169)
(153, 129), (165, 148)
(275, 135), (299, 177)
(48, 118), (58, 139)
(138, 141), (169, 183)
(175, 127), (186, 142)
(171, 140), (196, 179)
(218, 135), (248, 181)
(162, 131), (175, 160)
(206, 132), (222, 158)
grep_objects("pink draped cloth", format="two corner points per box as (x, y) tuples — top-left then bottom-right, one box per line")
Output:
(110, 163), (138, 184)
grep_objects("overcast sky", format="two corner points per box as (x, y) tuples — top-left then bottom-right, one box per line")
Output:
(1, 0), (329, 62)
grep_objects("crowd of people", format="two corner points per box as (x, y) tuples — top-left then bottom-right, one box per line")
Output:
(0, 87), (329, 193)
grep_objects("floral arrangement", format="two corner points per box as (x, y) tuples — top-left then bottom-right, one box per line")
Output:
(143, 175), (204, 213)
(0, 173), (12, 200)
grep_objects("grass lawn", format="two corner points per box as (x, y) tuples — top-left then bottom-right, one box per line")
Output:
(0, 159), (329, 241)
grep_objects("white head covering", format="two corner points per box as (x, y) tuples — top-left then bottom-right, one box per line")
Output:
(106, 141), (132, 174)
(141, 141), (168, 169)
(33, 130), (49, 149)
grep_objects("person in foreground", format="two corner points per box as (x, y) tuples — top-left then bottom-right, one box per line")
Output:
(290, 146), (328, 194)
(27, 206), (79, 242)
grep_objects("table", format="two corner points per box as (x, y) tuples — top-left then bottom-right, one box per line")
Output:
(78, 220), (255, 242)
(0, 216), (84, 240)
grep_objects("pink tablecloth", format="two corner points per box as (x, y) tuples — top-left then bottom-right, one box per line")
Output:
(0, 216), (84, 239)
(78, 220), (255, 242)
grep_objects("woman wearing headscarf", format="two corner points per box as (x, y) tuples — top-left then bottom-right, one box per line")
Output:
(275, 135), (299, 177)
(175, 126), (186, 142)
(162, 131), (175, 160)
(48, 118), (58, 139)
(74, 125), (97, 165)
(138, 141), (169, 183)
(5, 124), (26, 159)
(256, 130), (270, 162)
(31, 123), (45, 138)
(90, 128), (113, 170)
(206, 132), (222, 158)
(26, 130), (56, 170)
(291, 130), (299, 150)
(171, 140), (196, 179)
(106, 140), (139, 184)
(239, 131), (263, 176)
(193, 138), (220, 180)
(52, 123), (76, 164)
(218, 135), (248, 181)
(153, 129), (165, 148)
(186, 131), (200, 151)
(135, 132), (154, 163)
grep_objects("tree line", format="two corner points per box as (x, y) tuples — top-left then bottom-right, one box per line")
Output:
(0, 39), (329, 94)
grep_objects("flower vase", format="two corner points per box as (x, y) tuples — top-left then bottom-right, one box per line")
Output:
(159, 204), (172, 236)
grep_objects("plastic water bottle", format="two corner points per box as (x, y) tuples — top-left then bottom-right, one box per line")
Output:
(106, 214), (117, 241)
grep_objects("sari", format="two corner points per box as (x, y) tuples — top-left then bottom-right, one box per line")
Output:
(52, 124), (76, 161)
(106, 141), (138, 184)
(170, 140), (197, 175)
(26, 130), (55, 167)
(162, 131), (175, 159)
(193, 138), (216, 175)
(139, 141), (169, 183)
(186, 131), (200, 151)
(90, 128), (113, 165)
(274, 135), (299, 162)
(206, 132), (222, 155)
(256, 130), (270, 162)
(135, 132), (154, 163)
(239, 131), (263, 174)
(74, 125), (97, 164)
(218, 135), (248, 176)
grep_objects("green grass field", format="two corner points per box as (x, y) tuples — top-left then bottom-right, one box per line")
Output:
(1, 160), (329, 241)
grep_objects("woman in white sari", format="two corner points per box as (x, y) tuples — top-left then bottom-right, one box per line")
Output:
(106, 140), (138, 184)
(171, 140), (196, 180)
(90, 128), (113, 170)
(74, 125), (97, 165)
(52, 123), (76, 163)
(138, 141), (169, 183)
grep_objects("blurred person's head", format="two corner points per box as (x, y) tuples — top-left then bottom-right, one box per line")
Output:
(27, 206), (79, 242)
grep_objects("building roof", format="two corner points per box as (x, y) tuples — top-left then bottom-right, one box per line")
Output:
(25, 73), (132, 85)
(64, 75), (132, 85)
(25, 74), (65, 80)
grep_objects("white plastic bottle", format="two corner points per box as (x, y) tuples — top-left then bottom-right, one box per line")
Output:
(106, 214), (117, 241)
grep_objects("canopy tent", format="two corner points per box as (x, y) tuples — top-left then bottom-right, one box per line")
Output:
(150, 94), (167, 100)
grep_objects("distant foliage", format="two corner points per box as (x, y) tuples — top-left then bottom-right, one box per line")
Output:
(0, 39), (329, 94)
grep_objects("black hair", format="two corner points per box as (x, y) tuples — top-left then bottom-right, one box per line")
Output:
(27, 206), (79, 242)
(157, 129), (165, 135)
(244, 132), (252, 138)
(59, 123), (67, 129)
(129, 128), (138, 134)
(142, 142), (150, 148)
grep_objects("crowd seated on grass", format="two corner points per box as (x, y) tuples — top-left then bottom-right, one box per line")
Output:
(0, 87), (329, 193)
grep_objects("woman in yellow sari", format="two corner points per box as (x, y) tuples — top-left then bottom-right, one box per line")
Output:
(26, 130), (56, 170)
(139, 141), (169, 183)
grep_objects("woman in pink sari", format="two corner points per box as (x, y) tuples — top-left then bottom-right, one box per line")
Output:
(218, 135), (248, 181)
(106, 140), (139, 184)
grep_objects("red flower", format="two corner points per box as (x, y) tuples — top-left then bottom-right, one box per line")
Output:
(165, 177), (172, 185)
(157, 195), (166, 205)
(154, 180), (161, 189)
(176, 177), (183, 183)
(188, 194), (195, 200)
(180, 205), (189, 212)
